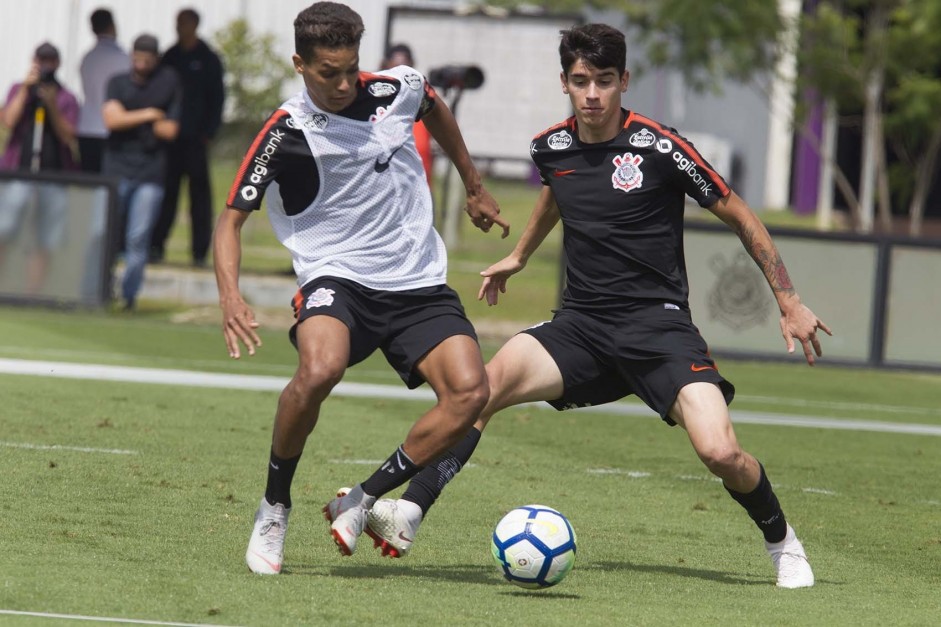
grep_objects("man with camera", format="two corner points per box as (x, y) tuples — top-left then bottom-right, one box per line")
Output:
(1, 42), (79, 173)
(0, 42), (79, 294)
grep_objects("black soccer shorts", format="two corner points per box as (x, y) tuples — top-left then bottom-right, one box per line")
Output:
(521, 304), (735, 425)
(290, 276), (478, 388)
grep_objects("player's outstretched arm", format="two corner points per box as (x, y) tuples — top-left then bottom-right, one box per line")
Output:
(479, 187), (561, 306)
(422, 96), (509, 238)
(213, 206), (262, 359)
(708, 191), (832, 365)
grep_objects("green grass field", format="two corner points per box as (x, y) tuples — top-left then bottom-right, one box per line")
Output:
(1, 307), (940, 626)
(0, 141), (934, 627)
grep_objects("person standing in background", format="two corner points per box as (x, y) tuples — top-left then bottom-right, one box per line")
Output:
(1, 43), (79, 174)
(102, 34), (181, 311)
(0, 42), (79, 294)
(77, 8), (130, 173)
(149, 8), (225, 268)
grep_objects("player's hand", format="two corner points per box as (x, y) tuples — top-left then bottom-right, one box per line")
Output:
(478, 255), (526, 306)
(220, 296), (262, 359)
(465, 186), (509, 238)
(779, 302), (831, 366)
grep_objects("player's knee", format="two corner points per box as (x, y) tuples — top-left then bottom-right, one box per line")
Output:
(483, 359), (516, 409)
(443, 375), (490, 423)
(698, 444), (745, 478)
(292, 359), (344, 399)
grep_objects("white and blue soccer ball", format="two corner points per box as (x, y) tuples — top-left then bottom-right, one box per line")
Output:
(490, 504), (577, 589)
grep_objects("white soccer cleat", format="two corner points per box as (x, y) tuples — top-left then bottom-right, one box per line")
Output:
(766, 524), (815, 588)
(366, 498), (423, 558)
(322, 486), (371, 556)
(245, 498), (290, 575)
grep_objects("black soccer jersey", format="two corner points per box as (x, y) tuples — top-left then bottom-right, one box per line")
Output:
(530, 109), (730, 311)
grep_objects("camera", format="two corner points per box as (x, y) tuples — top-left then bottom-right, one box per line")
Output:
(39, 68), (56, 84)
(428, 65), (484, 91)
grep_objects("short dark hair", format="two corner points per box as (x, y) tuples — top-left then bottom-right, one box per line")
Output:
(35, 42), (60, 61)
(559, 24), (626, 77)
(294, 2), (365, 62)
(178, 8), (200, 27)
(133, 34), (159, 55)
(385, 43), (414, 65)
(90, 9), (114, 36)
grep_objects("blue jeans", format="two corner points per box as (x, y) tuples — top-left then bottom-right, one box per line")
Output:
(117, 180), (163, 307)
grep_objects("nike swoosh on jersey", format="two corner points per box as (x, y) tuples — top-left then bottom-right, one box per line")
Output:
(553, 169), (576, 177)
(375, 144), (405, 172)
(690, 364), (716, 372)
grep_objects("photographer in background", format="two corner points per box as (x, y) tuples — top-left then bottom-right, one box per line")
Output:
(1, 42), (79, 173)
(0, 42), (79, 294)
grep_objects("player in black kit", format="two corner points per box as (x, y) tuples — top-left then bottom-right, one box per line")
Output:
(366, 23), (830, 589)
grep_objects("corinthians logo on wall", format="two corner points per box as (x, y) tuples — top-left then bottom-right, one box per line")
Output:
(707, 251), (771, 330)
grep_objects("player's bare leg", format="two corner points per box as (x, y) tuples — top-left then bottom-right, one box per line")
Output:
(272, 315), (350, 457)
(247, 315), (349, 574)
(330, 334), (490, 555)
(670, 382), (814, 588)
(367, 333), (564, 556)
(405, 334), (490, 464)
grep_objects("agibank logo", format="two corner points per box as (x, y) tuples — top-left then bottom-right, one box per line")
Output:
(250, 128), (285, 185)
(673, 151), (713, 196)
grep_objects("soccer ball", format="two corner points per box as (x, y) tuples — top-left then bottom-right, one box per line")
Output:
(490, 504), (577, 589)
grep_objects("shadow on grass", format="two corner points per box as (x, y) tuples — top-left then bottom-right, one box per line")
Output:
(288, 562), (501, 586)
(287, 558), (824, 589)
(589, 560), (768, 586)
(499, 590), (581, 599)
(289, 562), (584, 597)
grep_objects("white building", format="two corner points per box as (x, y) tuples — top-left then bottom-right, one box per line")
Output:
(0, 0), (799, 210)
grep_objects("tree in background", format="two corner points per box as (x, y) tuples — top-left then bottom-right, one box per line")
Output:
(486, 0), (785, 90)
(488, 0), (941, 235)
(213, 19), (294, 154)
(883, 0), (941, 235)
(798, 0), (941, 236)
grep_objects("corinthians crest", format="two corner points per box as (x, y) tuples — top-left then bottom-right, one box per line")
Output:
(707, 251), (771, 330)
(611, 152), (644, 192)
(304, 113), (329, 131)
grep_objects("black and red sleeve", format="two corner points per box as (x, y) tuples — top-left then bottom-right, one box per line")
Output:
(227, 109), (293, 211)
(416, 80), (437, 121)
(659, 127), (730, 208)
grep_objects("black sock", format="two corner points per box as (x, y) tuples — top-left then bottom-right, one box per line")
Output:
(725, 462), (788, 543)
(360, 445), (421, 498)
(264, 449), (301, 509)
(403, 427), (482, 515)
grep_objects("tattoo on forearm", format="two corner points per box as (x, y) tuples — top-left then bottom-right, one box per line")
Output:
(738, 224), (795, 294)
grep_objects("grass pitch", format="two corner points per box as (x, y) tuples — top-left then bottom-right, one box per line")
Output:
(1, 307), (940, 626)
